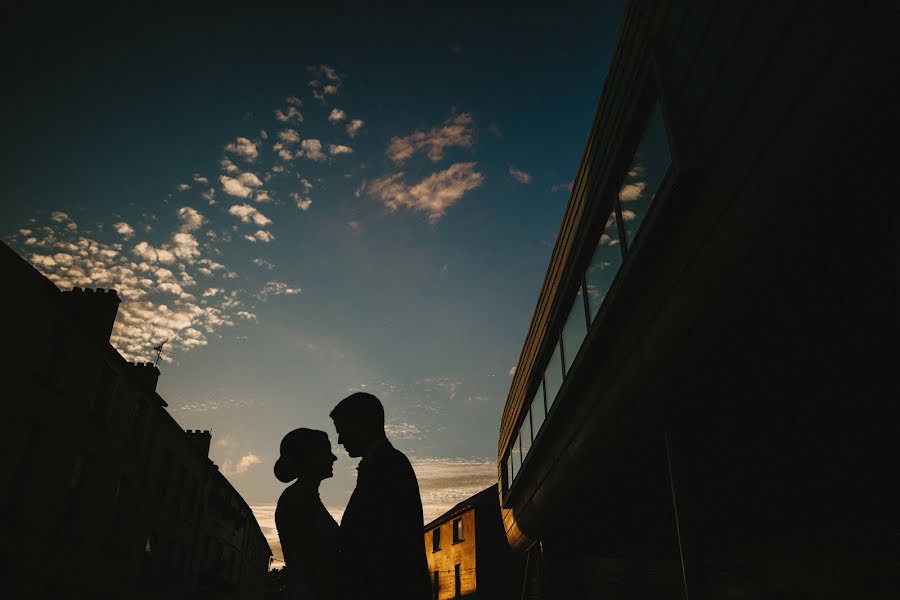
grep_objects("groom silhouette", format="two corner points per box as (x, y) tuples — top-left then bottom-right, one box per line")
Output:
(331, 392), (430, 600)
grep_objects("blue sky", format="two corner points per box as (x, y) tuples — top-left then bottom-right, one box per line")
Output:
(2, 2), (624, 561)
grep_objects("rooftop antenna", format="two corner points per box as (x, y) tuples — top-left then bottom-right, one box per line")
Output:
(152, 339), (168, 367)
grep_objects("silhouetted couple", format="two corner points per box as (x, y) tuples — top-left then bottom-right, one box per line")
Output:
(274, 392), (430, 600)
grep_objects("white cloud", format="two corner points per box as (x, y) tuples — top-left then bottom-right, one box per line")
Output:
(244, 230), (275, 244)
(220, 173), (263, 199)
(202, 188), (216, 205)
(346, 220), (361, 232)
(224, 137), (259, 162)
(113, 222), (135, 240)
(289, 192), (312, 211)
(252, 258), (275, 270)
(275, 101), (303, 123)
(346, 119), (365, 138)
(228, 204), (272, 227)
(50, 211), (68, 223)
(177, 207), (205, 232)
(132, 241), (176, 265)
(220, 158), (240, 174)
(508, 366), (516, 377)
(297, 139), (325, 161)
(277, 129), (300, 144)
(286, 96), (302, 107)
(387, 113), (475, 165)
(329, 144), (353, 156)
(176, 183), (191, 192)
(551, 181), (574, 193)
(368, 162), (484, 224)
(508, 166), (532, 184)
(258, 280), (301, 300)
(220, 453), (262, 476)
(328, 108), (347, 123)
(618, 181), (646, 202)
(193, 174), (209, 185)
(172, 232), (201, 261)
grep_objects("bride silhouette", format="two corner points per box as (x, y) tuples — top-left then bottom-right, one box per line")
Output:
(274, 428), (339, 600)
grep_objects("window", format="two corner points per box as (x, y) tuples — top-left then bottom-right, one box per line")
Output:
(530, 381), (546, 438)
(544, 340), (564, 409)
(510, 434), (520, 481)
(585, 212), (623, 321)
(561, 286), (588, 374)
(433, 570), (440, 600)
(452, 518), (464, 543)
(520, 408), (532, 461)
(432, 528), (441, 552)
(618, 102), (671, 249)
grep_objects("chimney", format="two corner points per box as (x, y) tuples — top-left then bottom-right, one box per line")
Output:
(186, 430), (212, 458)
(128, 362), (160, 392)
(61, 287), (121, 342)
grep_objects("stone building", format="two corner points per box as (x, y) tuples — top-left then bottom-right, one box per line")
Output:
(496, 1), (897, 598)
(424, 486), (523, 600)
(0, 241), (270, 599)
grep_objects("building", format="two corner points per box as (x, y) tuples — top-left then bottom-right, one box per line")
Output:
(0, 241), (271, 599)
(497, 2), (897, 599)
(424, 486), (523, 600)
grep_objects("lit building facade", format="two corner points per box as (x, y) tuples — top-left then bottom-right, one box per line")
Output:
(0, 242), (271, 599)
(497, 1), (897, 598)
(424, 486), (523, 600)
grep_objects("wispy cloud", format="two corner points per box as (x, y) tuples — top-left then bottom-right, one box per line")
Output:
(346, 119), (365, 138)
(329, 144), (353, 156)
(386, 113), (475, 165)
(508, 166), (532, 184)
(220, 452), (262, 476)
(328, 108), (347, 123)
(368, 162), (484, 223)
(411, 457), (497, 522)
(257, 280), (301, 300)
(551, 181), (573, 193)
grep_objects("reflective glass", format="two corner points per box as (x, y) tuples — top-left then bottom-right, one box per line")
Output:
(561, 287), (588, 374)
(505, 456), (512, 493)
(530, 382), (546, 437)
(619, 103), (671, 247)
(544, 340), (564, 409)
(586, 211), (623, 321)
(510, 434), (520, 481)
(520, 409), (532, 460)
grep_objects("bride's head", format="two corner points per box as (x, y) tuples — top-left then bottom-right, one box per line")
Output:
(274, 428), (337, 483)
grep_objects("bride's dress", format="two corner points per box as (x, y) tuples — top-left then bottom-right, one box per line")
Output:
(276, 482), (339, 599)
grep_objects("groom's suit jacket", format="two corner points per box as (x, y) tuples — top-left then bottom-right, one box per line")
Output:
(338, 439), (430, 600)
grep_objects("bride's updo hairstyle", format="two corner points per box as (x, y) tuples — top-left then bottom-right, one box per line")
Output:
(274, 428), (329, 483)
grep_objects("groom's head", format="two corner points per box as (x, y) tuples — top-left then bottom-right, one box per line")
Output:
(330, 392), (385, 458)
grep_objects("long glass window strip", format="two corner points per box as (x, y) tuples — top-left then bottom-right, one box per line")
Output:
(586, 211), (623, 321)
(561, 286), (588, 375)
(619, 103), (671, 246)
(506, 102), (670, 491)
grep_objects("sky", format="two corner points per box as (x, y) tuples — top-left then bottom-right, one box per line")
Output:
(1, 2), (624, 564)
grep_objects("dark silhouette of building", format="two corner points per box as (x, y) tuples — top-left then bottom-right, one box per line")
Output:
(496, 2), (897, 599)
(0, 241), (271, 599)
(423, 486), (523, 600)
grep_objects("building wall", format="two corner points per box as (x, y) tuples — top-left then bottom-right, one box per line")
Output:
(496, 1), (897, 598)
(0, 243), (270, 600)
(425, 509), (477, 599)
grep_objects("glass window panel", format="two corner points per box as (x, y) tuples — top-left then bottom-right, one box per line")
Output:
(520, 410), (532, 460)
(586, 212), (623, 321)
(544, 341), (564, 410)
(561, 287), (588, 374)
(504, 456), (512, 493)
(619, 103), (671, 247)
(530, 382), (546, 437)
(510, 435), (520, 481)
